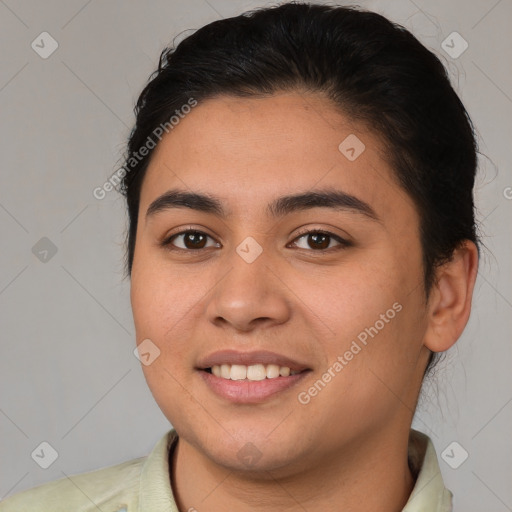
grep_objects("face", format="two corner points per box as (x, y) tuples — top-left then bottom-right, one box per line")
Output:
(130, 92), (432, 475)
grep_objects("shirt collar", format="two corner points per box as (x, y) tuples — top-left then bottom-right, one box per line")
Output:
(138, 429), (179, 512)
(138, 428), (452, 511)
(403, 429), (453, 511)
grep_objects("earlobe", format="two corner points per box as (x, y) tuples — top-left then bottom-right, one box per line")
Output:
(423, 241), (479, 353)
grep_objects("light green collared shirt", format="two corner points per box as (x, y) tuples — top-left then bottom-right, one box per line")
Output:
(0, 428), (452, 511)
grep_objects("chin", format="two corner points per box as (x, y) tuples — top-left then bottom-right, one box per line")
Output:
(205, 438), (305, 477)
(176, 415), (307, 474)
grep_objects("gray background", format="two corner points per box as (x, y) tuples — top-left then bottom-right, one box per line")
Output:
(0, 0), (510, 510)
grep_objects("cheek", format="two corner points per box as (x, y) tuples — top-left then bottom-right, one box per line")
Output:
(291, 254), (406, 345)
(131, 263), (195, 408)
(131, 243), (193, 338)
(130, 253), (216, 378)
(295, 253), (422, 393)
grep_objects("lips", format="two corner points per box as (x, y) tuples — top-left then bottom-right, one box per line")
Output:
(210, 363), (300, 381)
(196, 349), (312, 403)
(196, 349), (311, 373)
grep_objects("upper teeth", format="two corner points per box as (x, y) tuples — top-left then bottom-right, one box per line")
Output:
(211, 364), (300, 380)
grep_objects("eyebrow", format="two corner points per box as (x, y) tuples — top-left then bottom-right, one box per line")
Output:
(145, 188), (380, 223)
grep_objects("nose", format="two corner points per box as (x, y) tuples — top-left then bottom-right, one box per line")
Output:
(205, 247), (292, 333)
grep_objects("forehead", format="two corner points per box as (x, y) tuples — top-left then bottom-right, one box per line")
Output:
(139, 92), (415, 224)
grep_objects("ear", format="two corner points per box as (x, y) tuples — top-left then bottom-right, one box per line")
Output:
(423, 240), (479, 353)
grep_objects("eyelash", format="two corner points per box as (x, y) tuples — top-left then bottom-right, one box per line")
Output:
(160, 227), (352, 253)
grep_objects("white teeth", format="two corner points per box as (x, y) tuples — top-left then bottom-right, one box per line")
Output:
(230, 364), (247, 380)
(209, 363), (301, 381)
(247, 364), (266, 381)
(266, 364), (280, 379)
(279, 366), (291, 377)
(220, 364), (231, 379)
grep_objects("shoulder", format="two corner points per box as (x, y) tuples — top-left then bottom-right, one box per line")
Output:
(0, 455), (146, 512)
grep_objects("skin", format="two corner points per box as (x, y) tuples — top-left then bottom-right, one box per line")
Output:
(130, 91), (478, 512)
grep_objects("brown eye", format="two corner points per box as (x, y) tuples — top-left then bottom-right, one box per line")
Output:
(291, 230), (350, 251)
(307, 233), (330, 250)
(182, 232), (207, 249)
(163, 230), (219, 251)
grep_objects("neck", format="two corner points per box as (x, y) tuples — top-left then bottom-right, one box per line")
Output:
(170, 424), (415, 512)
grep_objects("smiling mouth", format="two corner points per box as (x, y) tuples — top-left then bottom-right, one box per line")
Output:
(202, 364), (306, 381)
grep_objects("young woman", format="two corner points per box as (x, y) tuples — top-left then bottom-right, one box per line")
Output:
(0, 3), (479, 511)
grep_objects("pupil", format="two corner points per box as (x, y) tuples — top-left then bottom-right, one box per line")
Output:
(186, 232), (205, 249)
(310, 233), (329, 249)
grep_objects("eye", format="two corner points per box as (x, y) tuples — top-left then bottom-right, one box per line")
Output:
(161, 228), (351, 253)
(290, 229), (351, 251)
(162, 229), (220, 251)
